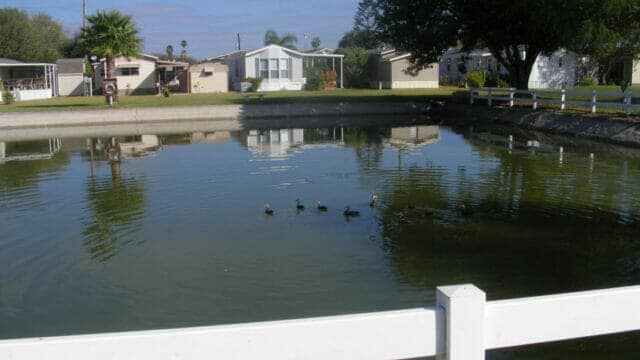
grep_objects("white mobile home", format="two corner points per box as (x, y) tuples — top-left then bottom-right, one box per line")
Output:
(440, 48), (578, 89)
(209, 44), (344, 92)
(367, 48), (439, 89)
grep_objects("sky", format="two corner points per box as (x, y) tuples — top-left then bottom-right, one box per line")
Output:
(0, 0), (360, 59)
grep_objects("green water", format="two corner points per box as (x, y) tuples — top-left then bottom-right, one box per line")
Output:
(1, 119), (639, 358)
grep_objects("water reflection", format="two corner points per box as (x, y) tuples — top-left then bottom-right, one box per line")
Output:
(83, 137), (147, 262)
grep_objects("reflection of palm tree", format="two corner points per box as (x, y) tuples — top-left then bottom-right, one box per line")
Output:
(83, 137), (145, 262)
(342, 127), (386, 171)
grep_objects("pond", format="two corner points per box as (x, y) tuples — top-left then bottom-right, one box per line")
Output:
(1, 117), (639, 358)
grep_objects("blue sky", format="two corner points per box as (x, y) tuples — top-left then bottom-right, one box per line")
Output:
(1, 0), (360, 59)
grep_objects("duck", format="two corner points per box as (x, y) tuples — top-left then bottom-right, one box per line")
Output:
(343, 206), (360, 217)
(316, 201), (328, 211)
(264, 203), (274, 215)
(369, 194), (378, 208)
(296, 199), (305, 211)
(457, 202), (474, 216)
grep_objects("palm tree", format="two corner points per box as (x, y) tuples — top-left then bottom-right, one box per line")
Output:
(180, 40), (187, 61)
(311, 37), (321, 50)
(166, 44), (174, 60)
(81, 10), (142, 79)
(264, 29), (298, 50)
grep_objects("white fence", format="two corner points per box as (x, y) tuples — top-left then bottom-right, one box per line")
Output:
(1, 284), (639, 360)
(470, 87), (640, 115)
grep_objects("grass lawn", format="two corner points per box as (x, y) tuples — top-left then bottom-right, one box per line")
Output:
(0, 87), (463, 113)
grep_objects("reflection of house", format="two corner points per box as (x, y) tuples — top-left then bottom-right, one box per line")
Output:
(439, 48), (578, 89)
(94, 54), (189, 94)
(118, 135), (161, 158)
(367, 48), (439, 89)
(208, 44), (344, 91)
(246, 129), (304, 157)
(56, 58), (89, 96)
(184, 63), (228, 93)
(190, 131), (231, 143)
(0, 58), (58, 101)
(0, 139), (62, 163)
(387, 126), (441, 148)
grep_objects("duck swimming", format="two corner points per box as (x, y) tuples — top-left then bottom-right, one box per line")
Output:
(264, 203), (274, 215)
(343, 206), (360, 217)
(296, 199), (305, 211)
(369, 194), (378, 208)
(316, 201), (328, 211)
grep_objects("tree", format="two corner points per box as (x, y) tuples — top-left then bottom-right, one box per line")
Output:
(180, 39), (188, 61)
(570, 0), (640, 85)
(335, 47), (371, 88)
(377, 0), (592, 89)
(338, 0), (381, 49)
(264, 29), (298, 50)
(166, 45), (174, 60)
(30, 13), (69, 62)
(0, 8), (69, 62)
(81, 10), (142, 79)
(311, 36), (321, 50)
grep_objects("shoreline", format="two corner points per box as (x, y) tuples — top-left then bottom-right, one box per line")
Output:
(2, 100), (640, 147)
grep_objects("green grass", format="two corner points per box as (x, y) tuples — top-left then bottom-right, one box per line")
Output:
(0, 87), (462, 113)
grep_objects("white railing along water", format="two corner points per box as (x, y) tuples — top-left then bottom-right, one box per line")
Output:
(0, 284), (639, 360)
(469, 87), (640, 115)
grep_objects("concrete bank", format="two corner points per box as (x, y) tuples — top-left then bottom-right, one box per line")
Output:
(0, 102), (432, 129)
(442, 104), (640, 147)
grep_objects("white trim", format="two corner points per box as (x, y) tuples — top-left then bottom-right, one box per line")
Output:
(245, 44), (343, 58)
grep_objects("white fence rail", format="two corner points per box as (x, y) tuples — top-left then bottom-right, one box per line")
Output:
(0, 284), (639, 360)
(470, 87), (640, 115)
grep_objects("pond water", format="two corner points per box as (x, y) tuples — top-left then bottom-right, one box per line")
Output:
(1, 117), (639, 358)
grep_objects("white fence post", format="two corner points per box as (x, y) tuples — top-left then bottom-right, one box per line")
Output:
(560, 87), (566, 111)
(591, 90), (597, 113)
(625, 92), (632, 115)
(532, 90), (537, 110)
(436, 284), (486, 360)
(487, 88), (493, 106)
(509, 88), (515, 108)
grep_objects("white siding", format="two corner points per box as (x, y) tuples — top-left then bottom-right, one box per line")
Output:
(95, 56), (157, 94)
(58, 74), (84, 96)
(529, 50), (577, 89)
(632, 59), (640, 85)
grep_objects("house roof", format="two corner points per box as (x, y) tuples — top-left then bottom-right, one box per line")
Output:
(367, 48), (414, 62)
(56, 58), (85, 74)
(209, 44), (343, 60)
(0, 58), (24, 65)
(156, 59), (190, 68)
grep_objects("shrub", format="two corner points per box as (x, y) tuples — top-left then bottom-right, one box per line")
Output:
(323, 70), (337, 89)
(581, 76), (597, 87)
(245, 77), (262, 92)
(305, 68), (325, 91)
(485, 73), (509, 88)
(2, 91), (15, 104)
(162, 86), (170, 98)
(465, 71), (485, 88)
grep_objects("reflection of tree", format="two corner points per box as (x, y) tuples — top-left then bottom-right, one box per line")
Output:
(379, 139), (640, 299)
(83, 138), (145, 262)
(343, 127), (387, 171)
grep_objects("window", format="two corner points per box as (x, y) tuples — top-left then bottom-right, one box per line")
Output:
(558, 57), (563, 68)
(259, 59), (268, 79)
(280, 58), (289, 78)
(446, 58), (451, 72)
(119, 67), (139, 76)
(270, 59), (279, 78)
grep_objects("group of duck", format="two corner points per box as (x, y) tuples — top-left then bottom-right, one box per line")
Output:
(263, 195), (379, 217)
(263, 195), (475, 219)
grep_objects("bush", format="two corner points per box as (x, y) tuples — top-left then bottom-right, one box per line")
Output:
(162, 86), (170, 98)
(485, 73), (509, 88)
(245, 77), (262, 92)
(465, 71), (485, 88)
(2, 91), (15, 104)
(581, 76), (597, 87)
(305, 68), (325, 91)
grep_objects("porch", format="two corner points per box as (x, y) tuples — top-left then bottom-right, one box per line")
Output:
(0, 61), (58, 101)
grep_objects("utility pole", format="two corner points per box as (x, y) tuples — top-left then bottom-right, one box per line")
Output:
(83, 0), (87, 30)
(236, 33), (241, 50)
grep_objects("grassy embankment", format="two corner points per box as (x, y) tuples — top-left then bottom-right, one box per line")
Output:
(0, 87), (462, 113)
